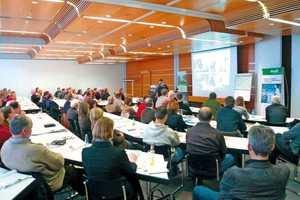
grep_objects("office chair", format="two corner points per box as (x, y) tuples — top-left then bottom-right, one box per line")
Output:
(83, 175), (132, 200)
(68, 118), (81, 138)
(143, 144), (185, 196)
(186, 152), (221, 186)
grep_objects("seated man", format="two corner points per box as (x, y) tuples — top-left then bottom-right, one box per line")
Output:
(143, 106), (184, 175)
(155, 88), (168, 108)
(141, 98), (155, 124)
(6, 100), (25, 115)
(177, 92), (193, 115)
(216, 96), (247, 132)
(203, 92), (221, 119)
(1, 115), (85, 195)
(266, 96), (288, 124)
(67, 99), (79, 120)
(193, 125), (290, 200)
(186, 107), (237, 174)
(269, 121), (300, 164)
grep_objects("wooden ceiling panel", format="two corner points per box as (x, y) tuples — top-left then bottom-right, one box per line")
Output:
(140, 0), (174, 5)
(25, 21), (51, 32)
(1, 0), (32, 18)
(136, 11), (200, 26)
(31, 1), (65, 20)
(0, 18), (28, 31)
(82, 3), (150, 20)
(64, 18), (99, 33)
(111, 23), (173, 39)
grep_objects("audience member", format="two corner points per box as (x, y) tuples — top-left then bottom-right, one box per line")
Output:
(149, 90), (157, 107)
(157, 79), (169, 97)
(136, 95), (149, 118)
(266, 96), (288, 124)
(90, 107), (104, 130)
(82, 89), (93, 103)
(203, 92), (221, 119)
(165, 100), (187, 132)
(177, 92), (193, 115)
(82, 117), (143, 199)
(105, 96), (121, 114)
(76, 89), (83, 100)
(1, 106), (14, 127)
(1, 115), (85, 195)
(54, 87), (62, 98)
(119, 88), (126, 101)
(141, 98), (155, 124)
(114, 92), (124, 107)
(162, 90), (175, 107)
(193, 125), (290, 200)
(269, 121), (300, 164)
(67, 99), (79, 120)
(101, 88), (110, 100)
(233, 96), (250, 120)
(186, 107), (237, 174)
(143, 106), (184, 175)
(6, 91), (17, 102)
(42, 91), (50, 105)
(6, 100), (25, 115)
(121, 97), (136, 118)
(155, 88), (168, 108)
(31, 89), (41, 105)
(216, 96), (247, 132)
(0, 110), (11, 150)
(86, 99), (97, 109)
(58, 88), (66, 99)
(94, 88), (101, 100)
(78, 102), (91, 131)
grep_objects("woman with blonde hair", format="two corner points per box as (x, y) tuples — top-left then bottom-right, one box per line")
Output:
(82, 117), (143, 199)
(165, 100), (187, 132)
(89, 107), (104, 130)
(233, 96), (250, 120)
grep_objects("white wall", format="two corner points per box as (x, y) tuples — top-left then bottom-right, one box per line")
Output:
(291, 35), (300, 118)
(255, 36), (282, 115)
(0, 59), (126, 98)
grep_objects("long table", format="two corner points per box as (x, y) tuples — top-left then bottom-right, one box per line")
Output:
(17, 96), (40, 113)
(27, 113), (170, 186)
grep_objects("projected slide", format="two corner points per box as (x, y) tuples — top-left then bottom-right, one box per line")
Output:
(192, 47), (237, 98)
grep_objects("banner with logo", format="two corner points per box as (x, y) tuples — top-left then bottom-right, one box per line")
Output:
(261, 67), (284, 116)
(177, 71), (187, 92)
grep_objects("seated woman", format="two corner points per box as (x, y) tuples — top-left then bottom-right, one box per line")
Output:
(105, 96), (121, 114)
(82, 117), (143, 199)
(90, 107), (129, 149)
(78, 102), (91, 140)
(165, 100), (188, 132)
(233, 96), (250, 120)
(121, 97), (136, 119)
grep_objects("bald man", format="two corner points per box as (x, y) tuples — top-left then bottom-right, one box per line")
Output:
(186, 107), (237, 174)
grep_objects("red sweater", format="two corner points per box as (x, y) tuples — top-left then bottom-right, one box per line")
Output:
(0, 124), (12, 150)
(136, 103), (146, 117)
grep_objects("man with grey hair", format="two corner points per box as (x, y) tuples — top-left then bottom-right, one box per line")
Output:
(1, 115), (85, 195)
(67, 99), (79, 120)
(193, 125), (290, 200)
(266, 96), (288, 124)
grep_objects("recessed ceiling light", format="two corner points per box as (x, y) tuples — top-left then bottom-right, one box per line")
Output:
(77, 34), (82, 36)
(105, 14), (111, 18)
(158, 47), (161, 50)
(32, 0), (38, 4)
(128, 34), (132, 37)
(25, 20), (30, 24)
(82, 31), (87, 34)
(268, 23), (274, 26)
(239, 41), (244, 44)
(97, 20), (103, 23)
(166, 45), (171, 48)
(162, 22), (166, 24)
(149, 25), (154, 28)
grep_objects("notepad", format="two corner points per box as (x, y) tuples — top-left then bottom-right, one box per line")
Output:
(0, 170), (31, 190)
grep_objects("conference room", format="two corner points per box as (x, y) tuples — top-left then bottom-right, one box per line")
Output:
(1, 0), (300, 199)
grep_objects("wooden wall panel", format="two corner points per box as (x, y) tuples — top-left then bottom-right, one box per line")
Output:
(126, 56), (174, 97)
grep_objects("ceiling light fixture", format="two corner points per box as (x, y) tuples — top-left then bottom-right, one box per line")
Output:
(187, 37), (238, 45)
(257, 0), (300, 27)
(129, 51), (172, 56)
(32, 0), (38, 4)
(0, 30), (40, 35)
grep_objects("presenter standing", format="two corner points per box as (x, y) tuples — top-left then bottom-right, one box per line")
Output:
(157, 79), (169, 97)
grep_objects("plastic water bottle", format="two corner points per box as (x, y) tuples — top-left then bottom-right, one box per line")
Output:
(132, 118), (135, 126)
(251, 109), (255, 118)
(150, 143), (155, 166)
(84, 134), (89, 145)
(40, 107), (43, 113)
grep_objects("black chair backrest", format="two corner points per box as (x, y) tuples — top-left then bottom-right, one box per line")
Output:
(20, 171), (54, 200)
(112, 111), (121, 116)
(143, 144), (171, 160)
(84, 176), (126, 200)
(68, 118), (80, 136)
(187, 153), (221, 177)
